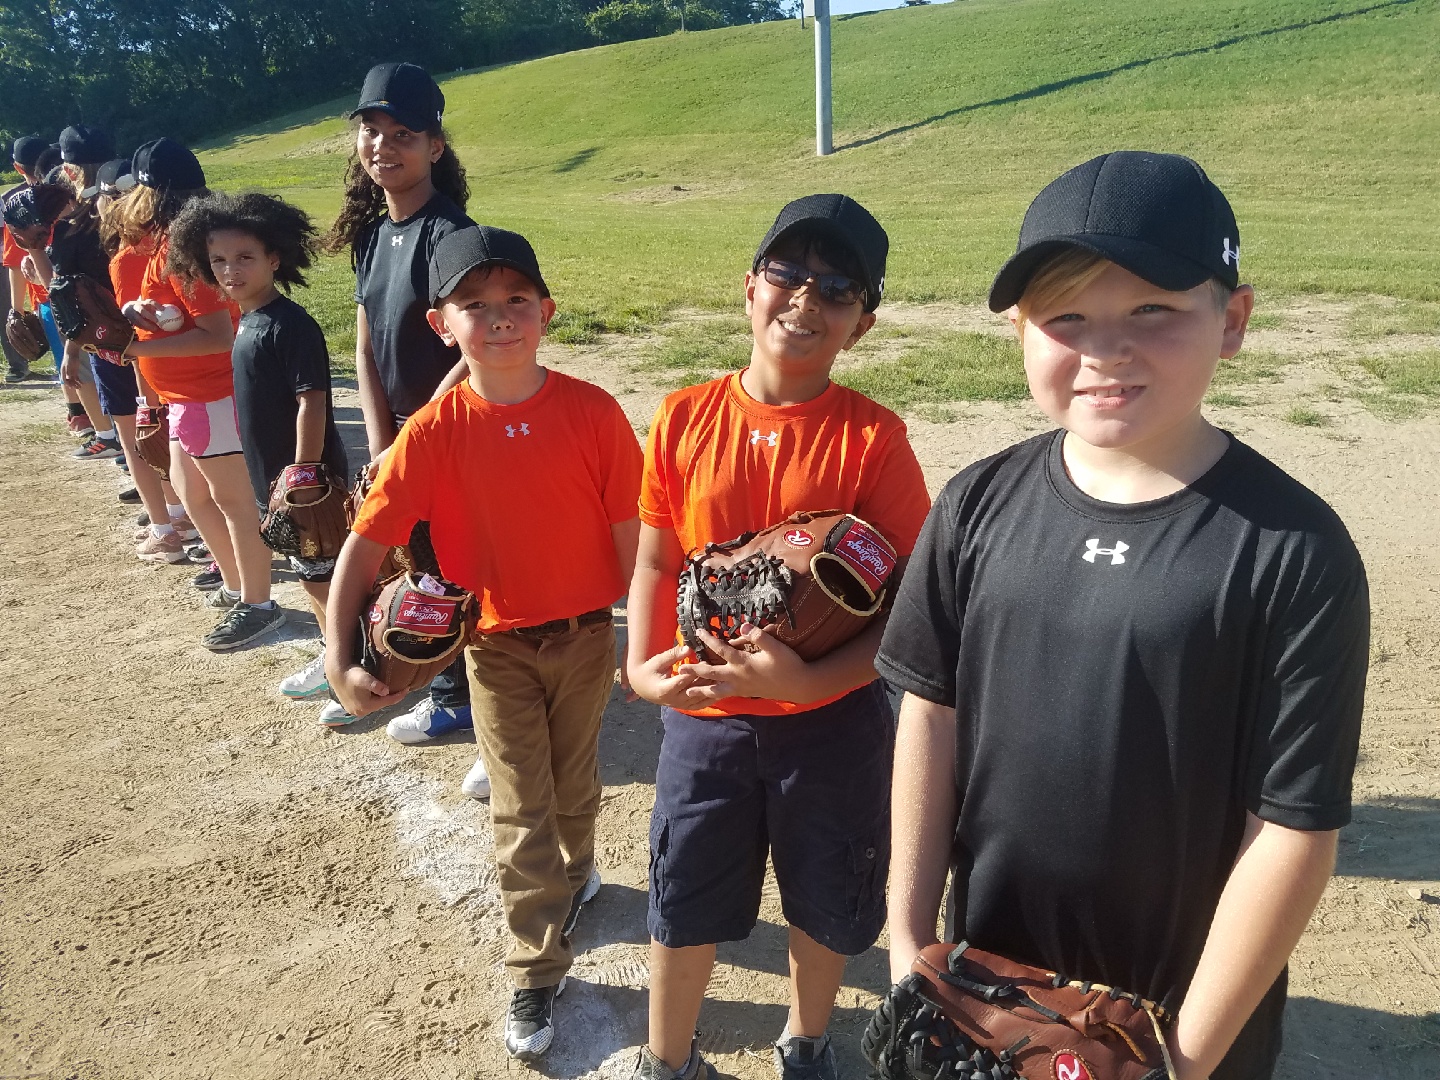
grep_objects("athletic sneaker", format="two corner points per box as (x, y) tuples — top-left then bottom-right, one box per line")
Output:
(73, 434), (123, 460)
(136, 530), (187, 564)
(630, 1042), (718, 1080)
(202, 602), (285, 652)
(205, 586), (240, 610)
(460, 755), (491, 800)
(317, 699), (359, 727)
(118, 486), (141, 504)
(66, 414), (94, 438)
(279, 651), (330, 699)
(186, 543), (211, 563)
(562, 865), (602, 937)
(117, 456), (129, 473)
(192, 562), (223, 591)
(773, 1032), (838, 1080)
(503, 979), (566, 1060)
(385, 698), (474, 745)
(170, 516), (199, 542)
(136, 511), (150, 528)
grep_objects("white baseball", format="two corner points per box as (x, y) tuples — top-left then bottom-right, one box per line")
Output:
(153, 304), (185, 332)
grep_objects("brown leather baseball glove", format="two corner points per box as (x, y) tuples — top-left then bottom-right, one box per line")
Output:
(133, 403), (171, 480)
(46, 274), (136, 357)
(345, 466), (441, 581)
(862, 943), (1176, 1080)
(5, 309), (49, 362)
(677, 509), (899, 662)
(358, 571), (476, 695)
(259, 462), (348, 561)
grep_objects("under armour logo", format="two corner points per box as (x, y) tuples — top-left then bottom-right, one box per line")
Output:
(390, 234), (404, 247)
(750, 429), (778, 447)
(1221, 237), (1239, 267)
(1082, 538), (1129, 565)
(505, 423), (531, 438)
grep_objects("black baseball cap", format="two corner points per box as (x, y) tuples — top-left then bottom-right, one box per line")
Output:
(754, 194), (888, 312)
(132, 138), (206, 191)
(35, 144), (62, 177)
(2, 187), (44, 231)
(88, 158), (135, 199)
(988, 151), (1241, 312)
(59, 124), (114, 165)
(430, 225), (549, 305)
(350, 62), (445, 134)
(12, 136), (46, 171)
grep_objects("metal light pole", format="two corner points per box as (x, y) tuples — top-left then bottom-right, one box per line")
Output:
(814, 0), (833, 155)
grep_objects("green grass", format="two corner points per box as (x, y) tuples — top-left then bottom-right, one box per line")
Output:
(1204, 390), (1247, 407)
(189, 0), (1439, 403)
(1246, 311), (1285, 331)
(1358, 350), (1440, 396)
(1346, 298), (1440, 341)
(630, 316), (752, 387)
(838, 332), (1027, 408)
(1212, 349), (1287, 386)
(1283, 405), (1330, 427)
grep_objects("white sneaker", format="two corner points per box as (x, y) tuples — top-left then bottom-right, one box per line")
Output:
(460, 755), (491, 800)
(385, 697), (473, 745)
(317, 699), (358, 727)
(563, 865), (602, 936)
(279, 651), (329, 700)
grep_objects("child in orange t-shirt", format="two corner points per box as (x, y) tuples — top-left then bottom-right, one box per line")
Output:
(625, 196), (931, 1080)
(327, 225), (641, 1063)
(118, 139), (283, 652)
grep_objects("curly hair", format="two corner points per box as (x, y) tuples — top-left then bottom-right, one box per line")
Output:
(166, 191), (318, 290)
(323, 121), (469, 260)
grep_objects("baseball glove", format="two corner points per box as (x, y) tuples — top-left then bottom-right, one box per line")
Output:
(5, 309), (49, 362)
(134, 403), (170, 480)
(862, 943), (1176, 1080)
(677, 509), (898, 663)
(345, 467), (441, 581)
(359, 571), (476, 695)
(47, 274), (136, 358)
(259, 463), (349, 561)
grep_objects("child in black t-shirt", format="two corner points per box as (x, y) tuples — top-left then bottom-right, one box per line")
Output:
(169, 191), (349, 719)
(876, 153), (1369, 1080)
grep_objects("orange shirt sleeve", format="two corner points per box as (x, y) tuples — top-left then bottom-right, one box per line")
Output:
(851, 420), (931, 558)
(598, 396), (645, 524)
(4, 224), (49, 306)
(350, 418), (434, 549)
(639, 398), (677, 530)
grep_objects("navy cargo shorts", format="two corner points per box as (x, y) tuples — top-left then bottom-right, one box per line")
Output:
(647, 680), (894, 956)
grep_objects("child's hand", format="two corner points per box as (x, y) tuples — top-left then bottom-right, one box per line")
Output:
(629, 644), (712, 708)
(59, 353), (82, 389)
(678, 624), (812, 704)
(122, 299), (163, 333)
(328, 662), (406, 718)
(364, 444), (392, 482)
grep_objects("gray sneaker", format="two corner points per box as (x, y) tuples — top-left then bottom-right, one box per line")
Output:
(503, 978), (566, 1059)
(774, 1032), (837, 1080)
(203, 603), (285, 652)
(631, 1042), (718, 1080)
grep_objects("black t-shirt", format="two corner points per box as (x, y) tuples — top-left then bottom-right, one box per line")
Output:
(48, 212), (110, 282)
(232, 293), (350, 507)
(353, 192), (471, 422)
(876, 430), (1368, 1077)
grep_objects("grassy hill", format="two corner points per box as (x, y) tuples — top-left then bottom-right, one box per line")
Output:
(197, 0), (1439, 394)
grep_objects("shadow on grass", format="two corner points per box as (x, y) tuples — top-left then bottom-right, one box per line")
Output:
(837, 0), (1419, 151)
(555, 146), (603, 173)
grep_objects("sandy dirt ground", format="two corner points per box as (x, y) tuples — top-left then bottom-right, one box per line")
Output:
(1, 332), (1436, 1079)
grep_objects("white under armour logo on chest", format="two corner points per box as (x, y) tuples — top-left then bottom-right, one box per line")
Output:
(1082, 538), (1129, 565)
(390, 234), (404, 247)
(505, 423), (531, 438)
(749, 429), (778, 447)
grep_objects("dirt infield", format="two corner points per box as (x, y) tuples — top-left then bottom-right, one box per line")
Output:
(1, 344), (1436, 1078)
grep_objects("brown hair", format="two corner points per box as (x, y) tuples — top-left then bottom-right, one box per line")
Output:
(1015, 248), (1233, 328)
(323, 121), (469, 259)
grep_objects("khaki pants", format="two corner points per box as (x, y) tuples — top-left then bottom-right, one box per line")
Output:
(465, 617), (616, 987)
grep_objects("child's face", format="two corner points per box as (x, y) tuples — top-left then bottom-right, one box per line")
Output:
(206, 228), (279, 309)
(1014, 261), (1253, 454)
(745, 249), (875, 375)
(356, 111), (443, 193)
(427, 266), (555, 370)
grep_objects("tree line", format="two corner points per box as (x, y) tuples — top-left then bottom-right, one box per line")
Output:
(0, 0), (791, 155)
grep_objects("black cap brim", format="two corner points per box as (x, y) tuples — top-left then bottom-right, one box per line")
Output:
(433, 259), (549, 305)
(987, 235), (1220, 312)
(350, 101), (432, 135)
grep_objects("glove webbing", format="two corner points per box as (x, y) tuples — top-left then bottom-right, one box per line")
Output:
(864, 975), (1022, 1080)
(678, 550), (794, 653)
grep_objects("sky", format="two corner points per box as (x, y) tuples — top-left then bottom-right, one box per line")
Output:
(806, 0), (953, 16)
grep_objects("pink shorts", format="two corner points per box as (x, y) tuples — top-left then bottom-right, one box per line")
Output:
(168, 397), (243, 459)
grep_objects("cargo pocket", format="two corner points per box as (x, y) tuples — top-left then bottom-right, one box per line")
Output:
(845, 826), (889, 922)
(648, 810), (671, 910)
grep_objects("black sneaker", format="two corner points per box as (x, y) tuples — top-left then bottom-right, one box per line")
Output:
(202, 602), (285, 652)
(192, 562), (223, 590)
(774, 1032), (838, 1080)
(118, 486), (141, 503)
(630, 1042), (718, 1080)
(187, 543), (212, 564)
(503, 978), (565, 1059)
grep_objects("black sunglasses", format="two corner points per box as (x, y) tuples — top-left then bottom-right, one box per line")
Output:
(758, 258), (866, 307)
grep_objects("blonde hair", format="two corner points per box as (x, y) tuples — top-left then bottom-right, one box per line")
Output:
(1015, 247), (1234, 329)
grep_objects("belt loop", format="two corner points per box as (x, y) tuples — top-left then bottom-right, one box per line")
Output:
(567, 616), (580, 632)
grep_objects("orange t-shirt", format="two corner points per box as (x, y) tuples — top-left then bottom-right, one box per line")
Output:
(3, 223), (49, 307)
(641, 370), (932, 716)
(135, 236), (239, 404)
(108, 238), (153, 305)
(352, 370), (643, 633)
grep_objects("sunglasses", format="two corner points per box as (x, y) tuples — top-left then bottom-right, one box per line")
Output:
(758, 258), (866, 307)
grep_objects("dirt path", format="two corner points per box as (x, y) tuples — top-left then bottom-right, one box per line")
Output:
(1, 347), (1436, 1078)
